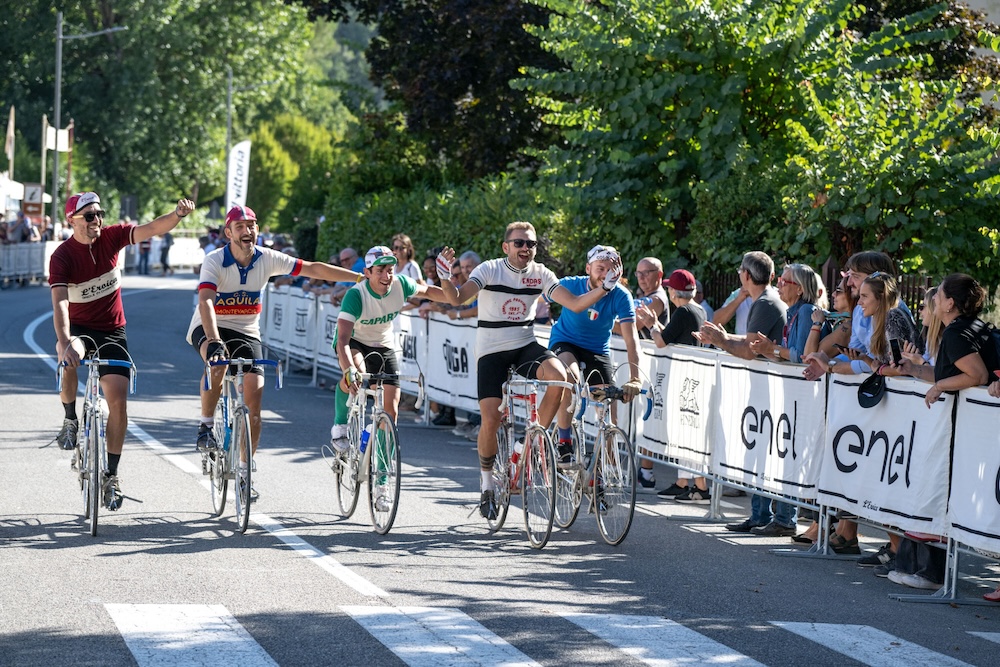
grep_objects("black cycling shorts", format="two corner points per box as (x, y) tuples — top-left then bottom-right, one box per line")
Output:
(477, 341), (555, 400)
(69, 325), (130, 378)
(550, 340), (614, 386)
(349, 339), (400, 386)
(190, 325), (265, 376)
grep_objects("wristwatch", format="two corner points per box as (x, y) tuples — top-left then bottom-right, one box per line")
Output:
(773, 347), (782, 359)
(828, 359), (838, 372)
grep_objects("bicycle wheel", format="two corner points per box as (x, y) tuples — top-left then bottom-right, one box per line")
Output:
(335, 411), (363, 517)
(75, 405), (90, 492)
(87, 409), (102, 537)
(210, 398), (228, 516)
(233, 407), (253, 534)
(521, 425), (556, 549)
(595, 426), (636, 546)
(368, 412), (401, 534)
(554, 423), (584, 529)
(487, 421), (512, 533)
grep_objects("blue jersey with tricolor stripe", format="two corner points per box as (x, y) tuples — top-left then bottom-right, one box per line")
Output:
(547, 275), (634, 355)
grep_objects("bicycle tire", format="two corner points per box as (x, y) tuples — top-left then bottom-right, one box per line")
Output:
(233, 407), (252, 534)
(335, 410), (363, 517)
(87, 408), (102, 537)
(76, 403), (91, 494)
(368, 412), (401, 534)
(595, 426), (636, 546)
(487, 421), (512, 533)
(522, 425), (556, 549)
(554, 422), (584, 529)
(210, 397), (228, 516)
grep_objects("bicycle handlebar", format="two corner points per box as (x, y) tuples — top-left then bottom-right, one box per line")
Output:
(57, 358), (136, 394)
(574, 387), (654, 421)
(205, 358), (283, 390)
(350, 371), (426, 411)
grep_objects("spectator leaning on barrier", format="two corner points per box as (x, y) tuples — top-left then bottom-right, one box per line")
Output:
(630, 257), (669, 339)
(643, 269), (710, 500)
(695, 251), (796, 535)
(749, 263), (828, 364)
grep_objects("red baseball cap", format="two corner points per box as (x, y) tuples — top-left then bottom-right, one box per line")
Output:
(225, 205), (257, 227)
(65, 192), (101, 217)
(664, 269), (696, 291)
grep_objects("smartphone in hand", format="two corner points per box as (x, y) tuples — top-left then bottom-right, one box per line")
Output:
(889, 338), (902, 365)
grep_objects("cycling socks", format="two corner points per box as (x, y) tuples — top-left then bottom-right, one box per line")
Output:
(334, 383), (349, 425)
(63, 401), (77, 421)
(108, 453), (121, 475)
(200, 416), (213, 427)
(481, 470), (494, 491)
(558, 426), (572, 442)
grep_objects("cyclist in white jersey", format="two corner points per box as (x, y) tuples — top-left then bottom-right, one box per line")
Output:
(436, 221), (622, 520)
(329, 246), (450, 452)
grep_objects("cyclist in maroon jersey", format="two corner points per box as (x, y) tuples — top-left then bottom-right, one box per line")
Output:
(50, 191), (195, 510)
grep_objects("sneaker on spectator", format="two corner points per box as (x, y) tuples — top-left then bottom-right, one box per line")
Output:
(750, 521), (796, 537)
(432, 407), (456, 426)
(557, 441), (574, 467)
(726, 518), (765, 533)
(196, 423), (218, 452)
(888, 570), (941, 590)
(480, 490), (498, 520)
(858, 543), (894, 567)
(102, 474), (123, 511)
(637, 470), (657, 493)
(657, 482), (688, 498)
(464, 424), (480, 441)
(873, 557), (896, 578)
(330, 424), (350, 453)
(58, 418), (78, 451)
(675, 487), (712, 504)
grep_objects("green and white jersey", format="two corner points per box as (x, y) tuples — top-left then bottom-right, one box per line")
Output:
(337, 274), (418, 348)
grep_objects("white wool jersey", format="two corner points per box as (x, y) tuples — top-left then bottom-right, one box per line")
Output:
(337, 275), (417, 348)
(467, 258), (560, 357)
(186, 245), (302, 341)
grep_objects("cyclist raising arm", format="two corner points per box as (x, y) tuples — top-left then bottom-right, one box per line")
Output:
(329, 246), (450, 451)
(52, 192), (195, 510)
(436, 221), (620, 520)
(188, 205), (359, 484)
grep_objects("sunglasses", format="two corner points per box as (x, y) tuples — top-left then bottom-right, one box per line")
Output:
(74, 210), (107, 223)
(392, 245), (405, 251)
(778, 277), (799, 287)
(508, 238), (537, 249)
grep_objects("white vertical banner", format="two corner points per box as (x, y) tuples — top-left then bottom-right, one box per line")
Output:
(266, 286), (290, 348)
(393, 311), (425, 395)
(226, 140), (251, 210)
(639, 345), (719, 474)
(818, 375), (952, 534)
(287, 289), (316, 357)
(712, 357), (827, 499)
(424, 314), (479, 412)
(316, 298), (340, 368)
(948, 388), (1000, 555)
(45, 125), (71, 152)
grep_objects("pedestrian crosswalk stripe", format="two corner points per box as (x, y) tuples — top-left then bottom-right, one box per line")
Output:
(105, 603), (278, 666)
(560, 611), (765, 666)
(968, 631), (1000, 645)
(773, 622), (973, 667)
(254, 512), (388, 598)
(341, 605), (539, 667)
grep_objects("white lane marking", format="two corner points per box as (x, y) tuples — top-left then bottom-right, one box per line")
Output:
(105, 603), (278, 666)
(27, 309), (387, 599)
(254, 513), (387, 598)
(342, 606), (539, 667)
(968, 631), (1000, 644)
(774, 622), (973, 667)
(560, 612), (765, 666)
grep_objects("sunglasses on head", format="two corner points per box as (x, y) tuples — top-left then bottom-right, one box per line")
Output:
(508, 238), (537, 249)
(74, 210), (107, 223)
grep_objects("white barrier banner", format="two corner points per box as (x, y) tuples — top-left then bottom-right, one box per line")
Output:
(639, 345), (719, 473)
(712, 357), (827, 499)
(267, 287), (291, 347)
(948, 388), (1000, 555)
(424, 314), (479, 412)
(287, 289), (317, 357)
(819, 376), (951, 534)
(393, 311), (425, 395)
(316, 298), (339, 368)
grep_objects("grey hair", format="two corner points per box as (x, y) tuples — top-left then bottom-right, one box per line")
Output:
(784, 263), (828, 310)
(459, 250), (481, 265)
(741, 251), (774, 286)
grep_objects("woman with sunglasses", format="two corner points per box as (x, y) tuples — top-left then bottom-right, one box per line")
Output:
(802, 277), (857, 358)
(390, 233), (423, 283)
(749, 263), (827, 363)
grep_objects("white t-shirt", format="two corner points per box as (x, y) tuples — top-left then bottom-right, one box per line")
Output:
(396, 259), (423, 282)
(187, 244), (302, 341)
(467, 258), (560, 357)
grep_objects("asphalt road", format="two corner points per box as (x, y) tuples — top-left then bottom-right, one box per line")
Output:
(2, 273), (999, 666)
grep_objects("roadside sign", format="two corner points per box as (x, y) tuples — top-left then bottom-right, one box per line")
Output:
(22, 182), (43, 216)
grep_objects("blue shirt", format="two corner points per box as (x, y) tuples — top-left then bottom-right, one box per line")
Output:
(784, 300), (820, 363)
(548, 276), (635, 355)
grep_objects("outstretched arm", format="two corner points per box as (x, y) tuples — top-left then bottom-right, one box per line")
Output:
(133, 198), (195, 243)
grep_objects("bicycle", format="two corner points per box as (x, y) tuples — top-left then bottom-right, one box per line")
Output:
(553, 376), (652, 546)
(58, 351), (136, 537)
(202, 357), (282, 534)
(489, 370), (575, 549)
(322, 370), (424, 535)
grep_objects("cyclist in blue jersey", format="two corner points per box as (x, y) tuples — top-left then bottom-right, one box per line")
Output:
(547, 245), (643, 464)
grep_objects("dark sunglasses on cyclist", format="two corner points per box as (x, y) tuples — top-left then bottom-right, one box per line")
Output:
(74, 210), (107, 223)
(508, 238), (538, 249)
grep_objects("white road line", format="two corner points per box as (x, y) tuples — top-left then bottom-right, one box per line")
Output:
(560, 612), (765, 666)
(968, 631), (1000, 644)
(342, 605), (539, 667)
(774, 622), (973, 667)
(105, 603), (278, 666)
(26, 309), (388, 600)
(254, 513), (388, 598)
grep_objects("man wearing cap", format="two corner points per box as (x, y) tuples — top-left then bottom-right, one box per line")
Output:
(547, 245), (642, 465)
(188, 205), (359, 493)
(641, 268), (709, 500)
(329, 246), (450, 464)
(50, 191), (195, 510)
(435, 222), (623, 520)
